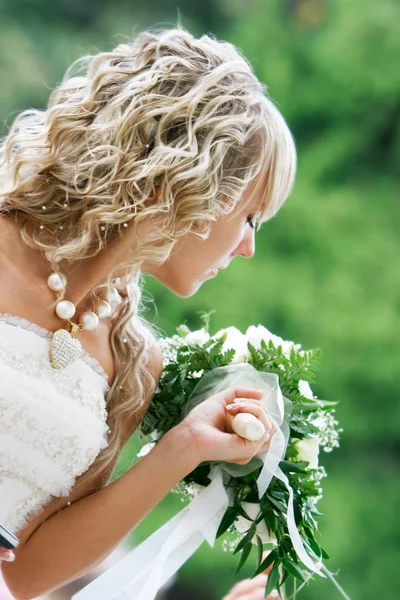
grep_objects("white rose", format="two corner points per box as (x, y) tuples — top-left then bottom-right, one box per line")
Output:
(185, 328), (210, 346)
(214, 326), (249, 363)
(298, 380), (314, 400)
(137, 442), (156, 457)
(246, 325), (300, 358)
(246, 325), (285, 349)
(234, 502), (277, 545)
(294, 437), (320, 469)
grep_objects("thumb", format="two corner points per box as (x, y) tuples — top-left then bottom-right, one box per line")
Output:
(0, 549), (15, 562)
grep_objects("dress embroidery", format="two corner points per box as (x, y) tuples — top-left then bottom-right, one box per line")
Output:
(0, 317), (109, 534)
(0, 345), (107, 420)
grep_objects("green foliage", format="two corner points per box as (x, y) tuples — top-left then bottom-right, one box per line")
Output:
(140, 325), (343, 595)
(1, 1), (398, 596)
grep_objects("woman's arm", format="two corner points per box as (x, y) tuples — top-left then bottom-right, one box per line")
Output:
(2, 334), (167, 599)
(2, 426), (196, 600)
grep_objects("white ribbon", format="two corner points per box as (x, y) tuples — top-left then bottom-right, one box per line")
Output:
(275, 467), (323, 575)
(73, 468), (229, 600)
(74, 364), (322, 600)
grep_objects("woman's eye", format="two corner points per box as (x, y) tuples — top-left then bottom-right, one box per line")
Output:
(247, 215), (256, 229)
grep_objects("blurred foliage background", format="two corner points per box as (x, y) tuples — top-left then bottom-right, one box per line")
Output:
(0, 0), (398, 598)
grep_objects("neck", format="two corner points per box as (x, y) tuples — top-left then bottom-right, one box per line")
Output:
(0, 216), (143, 314)
(62, 231), (137, 309)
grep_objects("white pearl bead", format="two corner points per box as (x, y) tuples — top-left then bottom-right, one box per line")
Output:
(79, 311), (99, 331)
(101, 287), (120, 304)
(96, 300), (112, 319)
(47, 272), (66, 292)
(56, 300), (76, 320)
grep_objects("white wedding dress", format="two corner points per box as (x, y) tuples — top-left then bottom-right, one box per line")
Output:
(0, 312), (110, 538)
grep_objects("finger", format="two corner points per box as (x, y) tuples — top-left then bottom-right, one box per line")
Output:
(228, 588), (279, 600)
(226, 400), (270, 419)
(227, 593), (280, 600)
(224, 575), (268, 597)
(229, 593), (273, 600)
(226, 401), (274, 434)
(257, 421), (278, 453)
(261, 556), (273, 575)
(224, 386), (264, 404)
(0, 549), (15, 562)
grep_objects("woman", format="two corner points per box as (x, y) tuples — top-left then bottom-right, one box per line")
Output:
(0, 26), (295, 599)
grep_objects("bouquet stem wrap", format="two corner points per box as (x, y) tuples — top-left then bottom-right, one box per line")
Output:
(73, 364), (322, 600)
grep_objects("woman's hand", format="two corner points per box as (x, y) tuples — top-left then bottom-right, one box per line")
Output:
(222, 562), (280, 600)
(177, 385), (276, 466)
(0, 548), (15, 562)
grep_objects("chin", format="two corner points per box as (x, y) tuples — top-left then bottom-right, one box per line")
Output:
(163, 276), (203, 298)
(173, 281), (202, 298)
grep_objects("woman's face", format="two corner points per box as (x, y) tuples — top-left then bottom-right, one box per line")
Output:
(143, 179), (263, 297)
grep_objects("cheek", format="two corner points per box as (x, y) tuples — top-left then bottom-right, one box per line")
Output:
(209, 223), (240, 253)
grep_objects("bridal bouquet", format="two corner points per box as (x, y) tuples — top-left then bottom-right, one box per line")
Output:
(139, 316), (348, 599)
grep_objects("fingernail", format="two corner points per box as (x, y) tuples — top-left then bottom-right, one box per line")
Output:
(226, 404), (236, 410)
(5, 552), (15, 561)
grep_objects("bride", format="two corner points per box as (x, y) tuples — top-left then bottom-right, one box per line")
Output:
(0, 26), (295, 599)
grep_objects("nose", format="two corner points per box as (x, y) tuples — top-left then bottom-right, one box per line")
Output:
(234, 228), (255, 259)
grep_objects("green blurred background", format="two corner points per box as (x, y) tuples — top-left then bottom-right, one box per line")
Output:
(1, 0), (398, 598)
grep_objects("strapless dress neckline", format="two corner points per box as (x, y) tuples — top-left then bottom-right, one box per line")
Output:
(0, 312), (109, 384)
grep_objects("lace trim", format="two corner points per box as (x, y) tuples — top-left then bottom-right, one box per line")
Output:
(0, 469), (65, 535)
(0, 312), (110, 385)
(0, 475), (51, 535)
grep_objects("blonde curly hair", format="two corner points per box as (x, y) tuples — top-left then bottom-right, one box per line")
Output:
(0, 26), (296, 489)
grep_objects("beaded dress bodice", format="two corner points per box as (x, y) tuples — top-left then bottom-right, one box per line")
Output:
(0, 313), (110, 535)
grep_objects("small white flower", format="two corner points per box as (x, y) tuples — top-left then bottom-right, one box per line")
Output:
(214, 326), (249, 363)
(310, 409), (342, 452)
(299, 380), (314, 400)
(310, 413), (327, 430)
(137, 442), (156, 457)
(184, 328), (210, 346)
(294, 437), (320, 469)
(150, 429), (161, 441)
(234, 502), (277, 545)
